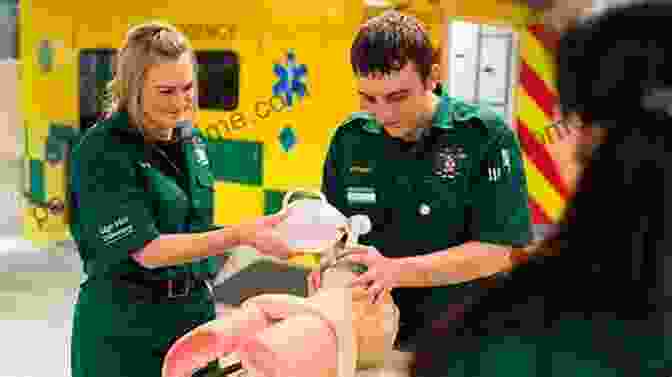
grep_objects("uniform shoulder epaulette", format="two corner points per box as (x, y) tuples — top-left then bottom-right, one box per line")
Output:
(446, 98), (511, 137)
(449, 98), (481, 122)
(338, 112), (381, 133)
(476, 106), (509, 133)
(469, 106), (520, 150)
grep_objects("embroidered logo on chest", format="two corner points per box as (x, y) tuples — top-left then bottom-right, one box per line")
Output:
(433, 145), (468, 179)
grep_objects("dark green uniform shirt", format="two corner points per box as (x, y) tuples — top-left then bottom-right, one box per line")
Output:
(68, 111), (220, 377)
(321, 93), (532, 346)
(69, 110), (218, 280)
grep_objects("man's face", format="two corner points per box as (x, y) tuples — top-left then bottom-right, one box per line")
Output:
(357, 62), (437, 140)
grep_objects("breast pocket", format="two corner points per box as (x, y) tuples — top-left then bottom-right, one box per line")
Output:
(192, 166), (215, 209)
(415, 174), (470, 247)
(419, 143), (472, 226)
(139, 165), (190, 233)
(342, 175), (386, 232)
(424, 173), (465, 206)
(187, 165), (215, 229)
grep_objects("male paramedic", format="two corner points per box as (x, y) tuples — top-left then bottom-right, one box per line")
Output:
(321, 10), (533, 352)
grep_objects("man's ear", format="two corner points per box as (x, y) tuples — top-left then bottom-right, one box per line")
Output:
(431, 63), (441, 82)
(425, 63), (441, 91)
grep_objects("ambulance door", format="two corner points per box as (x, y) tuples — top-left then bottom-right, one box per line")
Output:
(20, 1), (78, 245)
(446, 20), (518, 126)
(78, 49), (115, 132)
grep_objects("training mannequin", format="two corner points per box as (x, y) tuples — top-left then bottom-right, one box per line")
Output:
(162, 192), (400, 377)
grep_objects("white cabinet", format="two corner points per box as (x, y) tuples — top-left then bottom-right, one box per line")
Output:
(446, 21), (518, 127)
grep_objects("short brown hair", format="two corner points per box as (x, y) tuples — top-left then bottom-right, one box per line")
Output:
(105, 21), (197, 132)
(350, 10), (434, 81)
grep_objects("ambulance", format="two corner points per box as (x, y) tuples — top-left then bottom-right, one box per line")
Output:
(18, 0), (575, 252)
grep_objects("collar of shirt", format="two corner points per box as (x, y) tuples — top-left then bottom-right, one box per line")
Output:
(358, 94), (483, 135)
(107, 111), (144, 142)
(107, 110), (183, 146)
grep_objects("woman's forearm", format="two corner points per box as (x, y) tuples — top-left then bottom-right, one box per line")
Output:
(396, 241), (514, 287)
(132, 227), (241, 268)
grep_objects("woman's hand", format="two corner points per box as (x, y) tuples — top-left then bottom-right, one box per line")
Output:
(232, 211), (293, 259)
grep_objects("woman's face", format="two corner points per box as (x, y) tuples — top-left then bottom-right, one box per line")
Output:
(141, 52), (195, 142)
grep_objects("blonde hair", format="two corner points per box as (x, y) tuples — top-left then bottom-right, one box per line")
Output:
(104, 21), (198, 132)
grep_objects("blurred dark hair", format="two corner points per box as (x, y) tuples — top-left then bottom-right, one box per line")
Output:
(545, 0), (670, 318)
(414, 1), (671, 374)
(350, 10), (435, 82)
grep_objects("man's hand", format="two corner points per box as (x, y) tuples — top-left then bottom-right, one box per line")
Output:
(344, 246), (403, 304)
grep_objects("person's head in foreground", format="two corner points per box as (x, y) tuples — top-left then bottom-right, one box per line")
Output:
(350, 10), (441, 141)
(413, 2), (670, 376)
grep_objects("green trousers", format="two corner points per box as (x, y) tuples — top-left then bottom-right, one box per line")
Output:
(71, 277), (217, 377)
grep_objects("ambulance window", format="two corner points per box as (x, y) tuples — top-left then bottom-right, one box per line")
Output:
(79, 49), (116, 130)
(194, 50), (239, 111)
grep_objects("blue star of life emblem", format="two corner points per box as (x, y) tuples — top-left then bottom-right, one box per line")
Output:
(273, 49), (308, 108)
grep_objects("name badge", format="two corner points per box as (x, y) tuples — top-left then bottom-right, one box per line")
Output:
(346, 186), (376, 205)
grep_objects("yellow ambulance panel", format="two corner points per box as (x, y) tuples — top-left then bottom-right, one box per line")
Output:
(21, 0), (566, 246)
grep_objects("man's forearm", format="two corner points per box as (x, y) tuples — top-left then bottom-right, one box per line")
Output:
(395, 241), (515, 288)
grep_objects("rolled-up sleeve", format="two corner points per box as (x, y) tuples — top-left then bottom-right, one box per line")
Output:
(468, 129), (532, 247)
